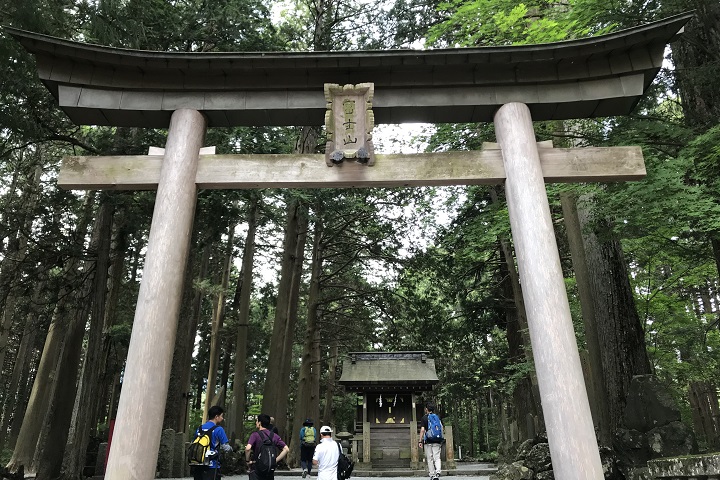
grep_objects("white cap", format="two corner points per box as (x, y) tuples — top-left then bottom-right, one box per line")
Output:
(320, 426), (332, 434)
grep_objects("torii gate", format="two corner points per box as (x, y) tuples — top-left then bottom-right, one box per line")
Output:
(8, 13), (691, 480)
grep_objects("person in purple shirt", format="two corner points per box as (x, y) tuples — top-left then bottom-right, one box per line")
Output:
(191, 405), (233, 480)
(245, 413), (289, 480)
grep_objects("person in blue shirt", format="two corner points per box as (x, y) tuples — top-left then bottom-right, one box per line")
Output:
(299, 418), (317, 478)
(419, 403), (442, 480)
(192, 405), (233, 480)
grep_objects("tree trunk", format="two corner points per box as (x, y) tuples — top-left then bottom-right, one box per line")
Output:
(688, 381), (720, 450)
(467, 400), (474, 459)
(560, 192), (612, 446)
(6, 192), (95, 474)
(276, 205), (309, 439)
(263, 126), (316, 437)
(95, 217), (130, 429)
(204, 226), (235, 419)
(475, 396), (484, 454)
(0, 291), (42, 452)
(37, 194), (113, 479)
(205, 273), (221, 410)
(310, 317), (321, 422)
(290, 211), (323, 466)
(579, 196), (652, 432)
(164, 245), (197, 432)
(0, 164), (20, 256)
(8, 327), (39, 451)
(498, 239), (543, 441)
(669, 0), (720, 129)
(262, 198), (302, 437)
(106, 372), (122, 426)
(35, 302), (90, 480)
(0, 165), (42, 380)
(61, 196), (114, 479)
(220, 341), (231, 409)
(670, 2), (720, 286)
(322, 340), (338, 427)
(232, 193), (259, 440)
(187, 244), (211, 416)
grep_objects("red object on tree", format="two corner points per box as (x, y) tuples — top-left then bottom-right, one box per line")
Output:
(106, 419), (115, 470)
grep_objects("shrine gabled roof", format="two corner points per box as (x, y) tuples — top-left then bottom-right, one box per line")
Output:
(339, 352), (439, 392)
(6, 13), (692, 128)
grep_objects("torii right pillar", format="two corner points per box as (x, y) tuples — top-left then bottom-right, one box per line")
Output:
(494, 102), (603, 479)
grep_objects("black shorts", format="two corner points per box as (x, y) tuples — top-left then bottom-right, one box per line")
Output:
(250, 470), (274, 480)
(191, 465), (221, 480)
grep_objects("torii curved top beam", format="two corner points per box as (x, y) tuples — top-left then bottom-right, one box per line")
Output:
(7, 13), (692, 128)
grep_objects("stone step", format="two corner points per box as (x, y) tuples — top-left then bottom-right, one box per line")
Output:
(273, 466), (498, 477)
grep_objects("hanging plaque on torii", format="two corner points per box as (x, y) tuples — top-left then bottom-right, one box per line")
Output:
(324, 83), (375, 166)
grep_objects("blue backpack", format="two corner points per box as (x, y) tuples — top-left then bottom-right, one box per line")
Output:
(424, 413), (443, 443)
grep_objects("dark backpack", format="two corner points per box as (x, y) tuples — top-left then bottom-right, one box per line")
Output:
(188, 424), (218, 465)
(255, 430), (277, 476)
(336, 442), (354, 480)
(424, 413), (443, 443)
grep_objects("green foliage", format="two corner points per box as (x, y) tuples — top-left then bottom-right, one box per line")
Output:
(77, 0), (282, 51)
(333, 393), (360, 433)
(189, 408), (205, 432)
(0, 447), (10, 466)
(426, 0), (585, 47)
(375, 0), (447, 48)
(274, 0), (411, 51)
(106, 323), (133, 350)
(686, 124), (720, 200)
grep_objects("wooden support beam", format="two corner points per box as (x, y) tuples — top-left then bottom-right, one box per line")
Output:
(58, 147), (645, 190)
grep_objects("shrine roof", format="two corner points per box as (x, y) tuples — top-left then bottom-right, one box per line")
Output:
(339, 352), (439, 392)
(6, 13), (692, 127)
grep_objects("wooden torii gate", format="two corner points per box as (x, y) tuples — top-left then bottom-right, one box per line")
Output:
(8, 13), (691, 480)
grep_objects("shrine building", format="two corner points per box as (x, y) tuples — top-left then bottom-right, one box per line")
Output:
(339, 351), (454, 470)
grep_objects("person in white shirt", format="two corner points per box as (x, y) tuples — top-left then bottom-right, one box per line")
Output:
(312, 426), (340, 480)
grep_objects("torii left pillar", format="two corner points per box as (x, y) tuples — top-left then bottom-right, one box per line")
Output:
(105, 109), (207, 479)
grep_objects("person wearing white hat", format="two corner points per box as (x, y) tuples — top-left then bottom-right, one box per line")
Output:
(312, 426), (340, 480)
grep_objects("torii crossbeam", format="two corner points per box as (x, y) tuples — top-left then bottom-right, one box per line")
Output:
(58, 146), (645, 190)
(7, 12), (692, 480)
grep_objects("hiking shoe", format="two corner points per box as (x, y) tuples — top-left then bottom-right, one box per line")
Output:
(302, 469), (307, 478)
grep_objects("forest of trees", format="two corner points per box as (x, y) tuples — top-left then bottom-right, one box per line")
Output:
(0, 0), (719, 478)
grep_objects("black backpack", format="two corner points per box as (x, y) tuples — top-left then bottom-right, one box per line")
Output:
(336, 442), (354, 480)
(255, 430), (277, 476)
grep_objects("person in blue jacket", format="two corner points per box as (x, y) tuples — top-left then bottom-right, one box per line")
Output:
(299, 418), (317, 478)
(192, 405), (233, 480)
